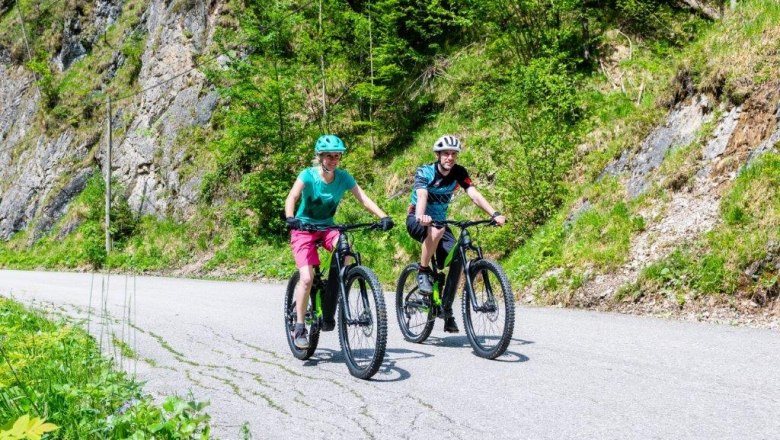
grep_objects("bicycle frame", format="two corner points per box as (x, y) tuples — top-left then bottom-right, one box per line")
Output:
(430, 219), (497, 313)
(304, 225), (371, 328)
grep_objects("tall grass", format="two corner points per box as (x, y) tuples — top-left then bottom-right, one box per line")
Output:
(0, 297), (213, 438)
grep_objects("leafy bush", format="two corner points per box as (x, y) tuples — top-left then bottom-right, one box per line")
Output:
(0, 415), (58, 440)
(26, 58), (58, 109)
(475, 55), (582, 245)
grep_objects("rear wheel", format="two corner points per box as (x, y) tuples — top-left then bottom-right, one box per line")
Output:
(395, 263), (434, 343)
(462, 259), (515, 359)
(284, 271), (320, 360)
(338, 265), (387, 380)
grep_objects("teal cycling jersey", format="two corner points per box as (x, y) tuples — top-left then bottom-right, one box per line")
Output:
(295, 167), (356, 225)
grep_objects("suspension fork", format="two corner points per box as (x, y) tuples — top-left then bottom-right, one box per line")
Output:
(334, 233), (366, 324)
(460, 246), (480, 310)
(461, 237), (494, 310)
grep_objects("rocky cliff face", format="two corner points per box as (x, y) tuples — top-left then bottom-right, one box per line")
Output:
(109, 0), (220, 220)
(554, 82), (780, 326)
(0, 0), (222, 241)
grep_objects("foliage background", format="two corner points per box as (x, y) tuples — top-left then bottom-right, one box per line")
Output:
(4, 0), (780, 309)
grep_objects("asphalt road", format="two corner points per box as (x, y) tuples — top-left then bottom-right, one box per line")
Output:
(1, 269), (778, 439)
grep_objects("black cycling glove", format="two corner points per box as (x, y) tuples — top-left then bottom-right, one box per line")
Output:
(286, 216), (302, 230)
(379, 216), (395, 231)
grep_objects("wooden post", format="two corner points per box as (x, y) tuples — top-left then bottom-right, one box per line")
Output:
(105, 97), (112, 254)
(15, 3), (32, 61)
(319, 0), (327, 129)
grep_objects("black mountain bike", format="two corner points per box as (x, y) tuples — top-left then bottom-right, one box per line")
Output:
(396, 219), (515, 359)
(284, 222), (388, 379)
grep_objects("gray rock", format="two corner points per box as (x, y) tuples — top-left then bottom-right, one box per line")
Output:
(702, 106), (741, 161)
(1, 0), (221, 241)
(696, 105), (742, 179)
(31, 168), (93, 242)
(0, 131), (83, 239)
(55, 16), (88, 71)
(93, 0), (124, 37)
(563, 199), (592, 230)
(601, 95), (715, 198)
(0, 46), (10, 65)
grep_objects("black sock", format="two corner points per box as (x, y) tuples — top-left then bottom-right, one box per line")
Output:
(418, 265), (430, 273)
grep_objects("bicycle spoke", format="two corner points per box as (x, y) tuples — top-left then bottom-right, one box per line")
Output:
(284, 271), (320, 360)
(340, 266), (387, 379)
(463, 259), (515, 359)
(395, 264), (435, 343)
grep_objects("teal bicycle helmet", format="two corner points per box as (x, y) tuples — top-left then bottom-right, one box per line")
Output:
(314, 135), (347, 154)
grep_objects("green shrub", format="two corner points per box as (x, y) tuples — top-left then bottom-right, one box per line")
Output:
(0, 298), (213, 438)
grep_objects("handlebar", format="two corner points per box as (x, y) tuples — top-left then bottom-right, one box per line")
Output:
(294, 222), (382, 232)
(429, 219), (498, 229)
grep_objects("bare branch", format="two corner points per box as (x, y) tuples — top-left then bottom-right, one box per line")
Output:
(677, 0), (722, 20)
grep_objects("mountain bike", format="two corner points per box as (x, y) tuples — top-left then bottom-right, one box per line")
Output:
(395, 219), (515, 359)
(284, 222), (388, 379)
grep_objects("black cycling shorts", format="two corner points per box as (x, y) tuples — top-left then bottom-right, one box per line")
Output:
(406, 214), (458, 269)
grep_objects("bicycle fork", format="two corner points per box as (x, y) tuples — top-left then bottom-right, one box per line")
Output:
(462, 262), (498, 314)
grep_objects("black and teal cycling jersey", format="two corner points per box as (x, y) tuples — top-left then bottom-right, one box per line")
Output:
(409, 163), (473, 221)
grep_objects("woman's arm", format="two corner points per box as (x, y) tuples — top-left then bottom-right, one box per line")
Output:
(285, 179), (305, 218)
(350, 184), (387, 218)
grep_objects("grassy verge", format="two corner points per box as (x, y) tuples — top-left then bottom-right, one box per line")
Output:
(503, 0), (780, 303)
(0, 297), (213, 438)
(620, 152), (780, 306)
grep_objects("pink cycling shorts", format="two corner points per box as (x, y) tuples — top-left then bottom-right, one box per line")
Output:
(290, 229), (340, 268)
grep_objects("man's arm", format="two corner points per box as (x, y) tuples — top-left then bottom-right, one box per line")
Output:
(415, 188), (434, 226)
(465, 186), (506, 225)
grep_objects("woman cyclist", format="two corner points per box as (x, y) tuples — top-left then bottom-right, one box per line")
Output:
(284, 134), (394, 349)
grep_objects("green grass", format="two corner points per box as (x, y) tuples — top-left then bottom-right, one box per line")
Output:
(504, 177), (646, 301)
(685, 0), (780, 102)
(0, 297), (212, 438)
(502, 0), (780, 304)
(624, 153), (780, 303)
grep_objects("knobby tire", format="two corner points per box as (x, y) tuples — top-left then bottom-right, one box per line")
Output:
(338, 265), (387, 379)
(395, 263), (435, 343)
(284, 271), (320, 360)
(462, 259), (515, 359)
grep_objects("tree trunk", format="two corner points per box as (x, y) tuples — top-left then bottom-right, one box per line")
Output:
(678, 0), (722, 20)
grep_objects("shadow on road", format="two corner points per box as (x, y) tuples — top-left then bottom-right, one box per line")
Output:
(425, 335), (533, 363)
(302, 347), (427, 382)
(371, 347), (434, 382)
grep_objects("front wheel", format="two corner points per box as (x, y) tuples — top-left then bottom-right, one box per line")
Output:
(338, 265), (387, 380)
(395, 263), (434, 343)
(284, 271), (320, 360)
(462, 259), (515, 359)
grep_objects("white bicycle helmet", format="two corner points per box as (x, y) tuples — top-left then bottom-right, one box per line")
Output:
(432, 135), (462, 152)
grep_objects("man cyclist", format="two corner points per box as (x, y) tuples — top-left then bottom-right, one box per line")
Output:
(406, 134), (506, 333)
(285, 134), (394, 349)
